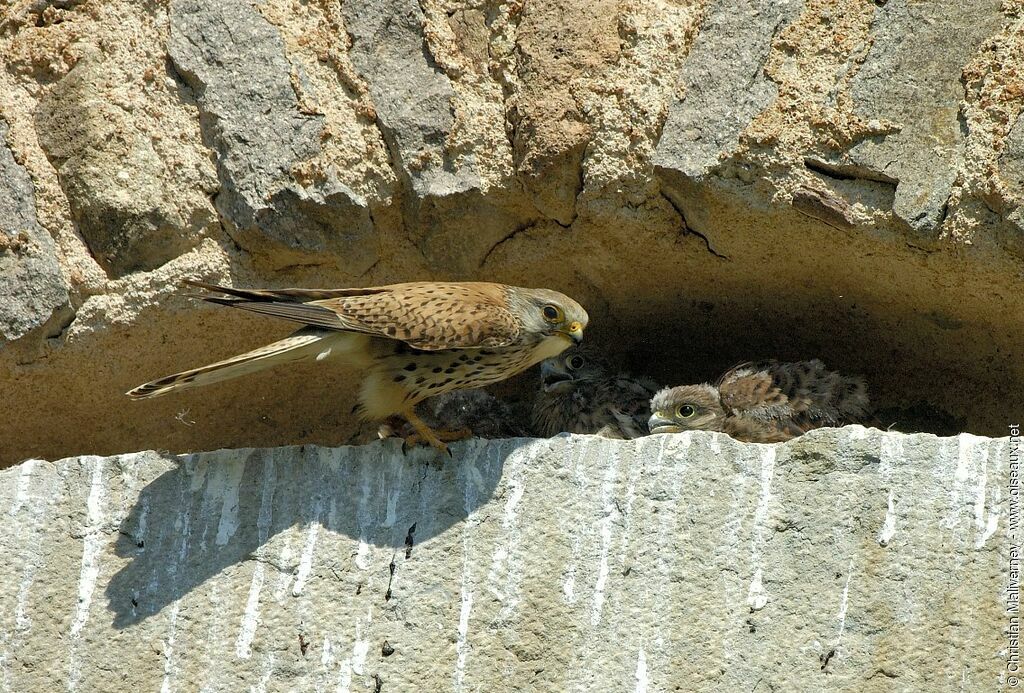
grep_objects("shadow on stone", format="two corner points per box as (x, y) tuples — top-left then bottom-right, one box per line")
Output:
(104, 437), (536, 628)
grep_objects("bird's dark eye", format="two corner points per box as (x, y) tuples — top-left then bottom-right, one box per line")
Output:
(542, 304), (563, 323)
(677, 404), (696, 418)
(567, 355), (585, 370)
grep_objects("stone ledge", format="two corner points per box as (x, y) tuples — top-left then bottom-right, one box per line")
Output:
(0, 428), (1013, 690)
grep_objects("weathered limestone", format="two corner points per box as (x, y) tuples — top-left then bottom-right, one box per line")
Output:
(846, 0), (1005, 235)
(1, 0), (1023, 464)
(653, 0), (805, 180)
(0, 121), (70, 342)
(0, 430), (1013, 690)
(167, 0), (376, 272)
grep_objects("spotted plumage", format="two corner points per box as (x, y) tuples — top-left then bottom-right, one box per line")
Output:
(128, 280), (587, 453)
(648, 359), (870, 443)
(531, 344), (659, 439)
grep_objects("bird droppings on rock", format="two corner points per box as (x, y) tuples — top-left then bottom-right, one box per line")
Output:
(0, 430), (1012, 690)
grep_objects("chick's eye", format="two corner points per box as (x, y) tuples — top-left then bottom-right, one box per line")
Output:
(542, 304), (563, 323)
(677, 404), (696, 418)
(567, 355), (585, 370)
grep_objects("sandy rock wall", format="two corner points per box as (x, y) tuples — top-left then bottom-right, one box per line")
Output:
(0, 429), (1014, 690)
(2, 0), (1023, 464)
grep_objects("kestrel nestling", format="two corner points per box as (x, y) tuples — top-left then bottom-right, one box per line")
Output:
(128, 280), (588, 453)
(648, 359), (869, 443)
(531, 344), (659, 438)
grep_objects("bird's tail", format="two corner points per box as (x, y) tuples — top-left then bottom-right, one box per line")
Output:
(127, 328), (364, 399)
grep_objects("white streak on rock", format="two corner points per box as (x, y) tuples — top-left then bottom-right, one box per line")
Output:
(878, 489), (897, 547)
(591, 445), (622, 626)
(562, 439), (597, 603)
(273, 539), (295, 601)
(834, 558), (855, 647)
(977, 440), (1002, 548)
(454, 442), (486, 691)
(11, 459), (35, 515)
(351, 609), (371, 676)
(382, 458), (403, 528)
(355, 463), (372, 571)
(745, 446), (776, 611)
(878, 435), (902, 476)
(973, 442), (991, 542)
(236, 458), (277, 659)
(215, 461), (245, 546)
(293, 500), (323, 597)
(487, 444), (527, 618)
(635, 647), (648, 693)
(746, 568), (768, 611)
(752, 446), (776, 540)
(946, 434), (986, 530)
(651, 434), (687, 670)
(455, 588), (473, 690)
(71, 457), (106, 638)
(159, 601), (182, 693)
(159, 458), (198, 693)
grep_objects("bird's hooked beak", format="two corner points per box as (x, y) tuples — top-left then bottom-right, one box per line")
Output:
(647, 412), (681, 434)
(557, 321), (584, 344)
(540, 359), (575, 393)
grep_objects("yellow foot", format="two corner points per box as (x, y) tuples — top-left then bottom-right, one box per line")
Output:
(400, 411), (472, 457)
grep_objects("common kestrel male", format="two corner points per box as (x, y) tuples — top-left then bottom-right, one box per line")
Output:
(647, 359), (869, 443)
(531, 344), (659, 438)
(128, 281), (588, 453)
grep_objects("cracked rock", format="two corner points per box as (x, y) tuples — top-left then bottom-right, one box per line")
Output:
(168, 0), (376, 271)
(34, 48), (218, 276)
(847, 0), (1004, 235)
(341, 0), (479, 199)
(653, 0), (805, 180)
(0, 120), (70, 343)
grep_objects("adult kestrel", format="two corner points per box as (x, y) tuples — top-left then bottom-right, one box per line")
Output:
(647, 359), (869, 443)
(128, 280), (588, 453)
(531, 344), (659, 438)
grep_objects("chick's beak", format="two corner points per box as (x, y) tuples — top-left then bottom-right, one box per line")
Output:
(647, 412), (680, 434)
(558, 321), (584, 343)
(540, 359), (574, 393)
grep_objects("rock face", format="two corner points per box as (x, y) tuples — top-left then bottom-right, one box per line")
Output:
(0, 121), (71, 342)
(1, 0), (1024, 464)
(0, 430), (1013, 690)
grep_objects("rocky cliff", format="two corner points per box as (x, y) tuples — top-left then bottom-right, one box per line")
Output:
(0, 430), (1014, 690)
(2, 0), (1023, 462)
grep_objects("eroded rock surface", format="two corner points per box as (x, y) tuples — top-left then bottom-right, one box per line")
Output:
(0, 121), (70, 342)
(1, 0), (1022, 464)
(0, 430), (1012, 690)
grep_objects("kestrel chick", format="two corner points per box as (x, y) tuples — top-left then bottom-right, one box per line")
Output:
(128, 281), (588, 453)
(531, 344), (659, 438)
(648, 359), (869, 443)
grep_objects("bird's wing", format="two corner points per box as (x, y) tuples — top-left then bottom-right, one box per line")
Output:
(720, 360), (868, 429)
(187, 281), (522, 350)
(717, 363), (798, 420)
(723, 416), (812, 443)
